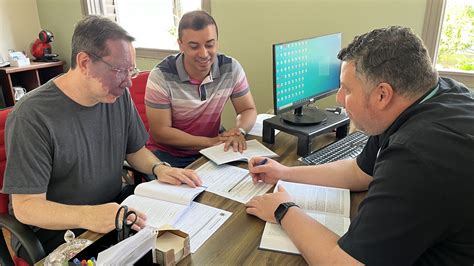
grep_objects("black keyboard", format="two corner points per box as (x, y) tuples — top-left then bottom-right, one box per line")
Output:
(302, 131), (369, 165)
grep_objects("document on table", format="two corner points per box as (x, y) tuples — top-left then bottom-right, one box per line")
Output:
(259, 180), (351, 254)
(248, 114), (280, 137)
(260, 212), (350, 254)
(200, 139), (278, 165)
(174, 202), (232, 253)
(196, 161), (273, 203)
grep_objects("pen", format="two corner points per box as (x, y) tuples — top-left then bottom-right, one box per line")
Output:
(227, 158), (268, 192)
(256, 158), (268, 166)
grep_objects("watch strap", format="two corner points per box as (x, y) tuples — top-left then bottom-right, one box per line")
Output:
(274, 202), (299, 224)
(152, 161), (171, 180)
(238, 127), (247, 136)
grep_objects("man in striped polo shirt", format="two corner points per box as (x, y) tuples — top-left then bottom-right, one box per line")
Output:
(145, 10), (257, 167)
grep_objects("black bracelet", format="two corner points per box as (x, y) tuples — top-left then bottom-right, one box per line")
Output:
(274, 202), (300, 224)
(151, 162), (171, 180)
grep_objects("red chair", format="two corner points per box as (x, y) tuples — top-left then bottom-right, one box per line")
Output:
(130, 71), (151, 131)
(0, 108), (45, 265)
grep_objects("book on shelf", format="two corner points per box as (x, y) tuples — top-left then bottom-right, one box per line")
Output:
(199, 139), (278, 165)
(259, 180), (351, 254)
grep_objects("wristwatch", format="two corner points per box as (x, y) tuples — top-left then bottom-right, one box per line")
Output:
(238, 127), (247, 136)
(152, 161), (171, 180)
(274, 202), (299, 224)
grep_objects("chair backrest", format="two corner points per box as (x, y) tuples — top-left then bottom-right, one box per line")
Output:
(0, 108), (12, 215)
(0, 107), (38, 266)
(130, 71), (151, 131)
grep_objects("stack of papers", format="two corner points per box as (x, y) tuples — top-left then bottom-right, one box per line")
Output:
(248, 114), (280, 137)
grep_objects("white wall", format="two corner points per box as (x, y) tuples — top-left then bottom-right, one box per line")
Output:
(212, 0), (428, 128)
(0, 0), (41, 62)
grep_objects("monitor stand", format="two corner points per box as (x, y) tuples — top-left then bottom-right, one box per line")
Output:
(280, 106), (327, 125)
(263, 110), (350, 157)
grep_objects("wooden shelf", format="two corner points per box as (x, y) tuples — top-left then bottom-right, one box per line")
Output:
(0, 61), (64, 107)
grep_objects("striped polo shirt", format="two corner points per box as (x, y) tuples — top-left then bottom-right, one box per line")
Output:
(145, 53), (250, 157)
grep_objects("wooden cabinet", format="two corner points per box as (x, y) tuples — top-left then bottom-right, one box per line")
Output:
(0, 61), (64, 107)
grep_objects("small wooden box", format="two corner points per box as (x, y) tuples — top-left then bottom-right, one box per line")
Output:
(153, 228), (190, 265)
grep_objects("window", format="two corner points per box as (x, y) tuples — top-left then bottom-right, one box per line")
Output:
(423, 0), (474, 88)
(81, 0), (210, 59)
(436, 0), (473, 72)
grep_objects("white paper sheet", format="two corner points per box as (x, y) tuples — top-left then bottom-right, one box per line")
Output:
(121, 195), (188, 228)
(199, 139), (278, 165)
(134, 181), (205, 205)
(248, 114), (280, 137)
(97, 226), (156, 265)
(196, 161), (273, 203)
(174, 202), (232, 253)
(259, 213), (350, 254)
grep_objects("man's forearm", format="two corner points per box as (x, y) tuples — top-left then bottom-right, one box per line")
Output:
(151, 127), (218, 150)
(235, 108), (257, 133)
(126, 147), (161, 175)
(285, 159), (371, 191)
(13, 195), (92, 230)
(12, 193), (126, 234)
(281, 207), (359, 264)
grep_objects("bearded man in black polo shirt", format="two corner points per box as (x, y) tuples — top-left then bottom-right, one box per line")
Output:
(245, 26), (474, 265)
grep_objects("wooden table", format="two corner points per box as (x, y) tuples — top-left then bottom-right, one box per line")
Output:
(36, 131), (366, 265)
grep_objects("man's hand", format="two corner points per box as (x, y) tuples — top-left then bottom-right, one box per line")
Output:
(155, 165), (203, 188)
(245, 186), (292, 223)
(208, 135), (227, 147)
(84, 203), (147, 233)
(249, 157), (289, 185)
(221, 128), (246, 153)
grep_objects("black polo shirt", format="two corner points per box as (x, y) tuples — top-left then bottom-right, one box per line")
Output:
(338, 77), (474, 265)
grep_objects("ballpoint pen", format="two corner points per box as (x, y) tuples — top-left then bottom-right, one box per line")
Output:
(227, 158), (268, 192)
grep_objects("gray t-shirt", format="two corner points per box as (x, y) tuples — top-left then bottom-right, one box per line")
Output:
(2, 79), (148, 206)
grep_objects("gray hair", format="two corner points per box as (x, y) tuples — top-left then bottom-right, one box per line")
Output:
(70, 15), (135, 69)
(338, 26), (438, 99)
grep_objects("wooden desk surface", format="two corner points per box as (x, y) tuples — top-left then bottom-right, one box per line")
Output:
(0, 61), (64, 74)
(36, 131), (366, 265)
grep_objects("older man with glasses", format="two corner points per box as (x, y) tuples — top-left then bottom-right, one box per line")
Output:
(2, 15), (202, 261)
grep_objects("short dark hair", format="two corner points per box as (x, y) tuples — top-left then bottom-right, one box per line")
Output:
(70, 15), (135, 69)
(338, 26), (438, 99)
(178, 10), (218, 40)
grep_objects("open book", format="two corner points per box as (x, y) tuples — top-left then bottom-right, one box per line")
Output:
(120, 181), (232, 253)
(259, 180), (351, 254)
(121, 181), (206, 228)
(200, 139), (278, 165)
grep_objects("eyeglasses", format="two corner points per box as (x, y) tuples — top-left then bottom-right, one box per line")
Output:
(88, 52), (139, 79)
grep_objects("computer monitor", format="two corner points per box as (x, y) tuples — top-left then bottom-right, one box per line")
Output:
(273, 32), (342, 125)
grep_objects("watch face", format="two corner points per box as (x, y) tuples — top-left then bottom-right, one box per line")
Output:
(275, 202), (298, 224)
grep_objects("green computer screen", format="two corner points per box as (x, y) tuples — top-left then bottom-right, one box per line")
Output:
(273, 33), (341, 114)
